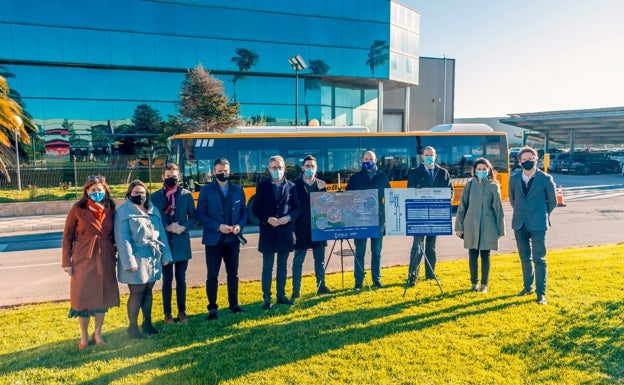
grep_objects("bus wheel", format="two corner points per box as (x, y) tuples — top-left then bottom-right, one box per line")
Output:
(247, 195), (260, 226)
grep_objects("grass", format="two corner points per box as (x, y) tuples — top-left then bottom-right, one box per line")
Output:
(1, 245), (623, 385)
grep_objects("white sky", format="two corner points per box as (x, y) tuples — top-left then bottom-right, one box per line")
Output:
(401, 0), (624, 118)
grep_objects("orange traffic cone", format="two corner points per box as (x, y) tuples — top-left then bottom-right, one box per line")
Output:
(556, 185), (567, 207)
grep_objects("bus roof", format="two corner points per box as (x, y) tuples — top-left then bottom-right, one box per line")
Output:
(224, 125), (369, 134)
(428, 123), (494, 132)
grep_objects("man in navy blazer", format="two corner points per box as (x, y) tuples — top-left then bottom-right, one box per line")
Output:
(406, 146), (453, 285)
(252, 155), (301, 310)
(509, 147), (557, 305)
(196, 157), (249, 319)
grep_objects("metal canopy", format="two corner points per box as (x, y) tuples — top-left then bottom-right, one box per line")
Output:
(499, 107), (624, 146)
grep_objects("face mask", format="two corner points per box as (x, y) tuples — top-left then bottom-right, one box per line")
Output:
(475, 170), (488, 180)
(423, 156), (435, 166)
(163, 177), (178, 188)
(362, 161), (376, 171)
(88, 191), (105, 203)
(215, 173), (229, 182)
(129, 195), (146, 206)
(521, 160), (535, 171)
(304, 168), (316, 178)
(271, 169), (284, 180)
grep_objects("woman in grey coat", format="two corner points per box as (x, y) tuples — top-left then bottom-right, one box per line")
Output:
(115, 180), (173, 338)
(454, 158), (505, 293)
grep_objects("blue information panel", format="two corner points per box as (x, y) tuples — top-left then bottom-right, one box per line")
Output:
(384, 188), (452, 236)
(310, 189), (380, 241)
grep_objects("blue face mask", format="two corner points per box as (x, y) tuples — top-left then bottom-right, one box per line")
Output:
(304, 168), (316, 178)
(271, 169), (284, 180)
(362, 161), (376, 171)
(423, 156), (435, 166)
(88, 191), (105, 203)
(475, 170), (489, 180)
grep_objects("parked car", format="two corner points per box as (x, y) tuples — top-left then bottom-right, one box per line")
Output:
(559, 152), (621, 175)
(549, 152), (571, 173)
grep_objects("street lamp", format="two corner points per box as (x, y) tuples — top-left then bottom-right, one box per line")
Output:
(13, 114), (23, 192)
(288, 55), (307, 126)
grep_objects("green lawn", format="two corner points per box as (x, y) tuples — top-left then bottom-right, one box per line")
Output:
(1, 245), (623, 385)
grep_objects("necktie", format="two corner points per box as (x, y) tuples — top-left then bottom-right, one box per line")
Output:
(429, 169), (434, 182)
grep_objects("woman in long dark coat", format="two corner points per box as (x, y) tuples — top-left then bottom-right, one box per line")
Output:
(61, 176), (119, 350)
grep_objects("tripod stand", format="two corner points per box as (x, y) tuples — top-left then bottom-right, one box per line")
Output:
(324, 238), (369, 290)
(403, 237), (444, 296)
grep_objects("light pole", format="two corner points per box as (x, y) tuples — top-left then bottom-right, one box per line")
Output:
(288, 55), (307, 126)
(13, 114), (22, 192)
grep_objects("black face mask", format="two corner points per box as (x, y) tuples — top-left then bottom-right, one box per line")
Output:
(129, 195), (146, 206)
(164, 177), (178, 188)
(215, 173), (229, 182)
(521, 160), (535, 171)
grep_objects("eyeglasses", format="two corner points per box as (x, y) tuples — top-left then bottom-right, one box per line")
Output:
(88, 175), (106, 182)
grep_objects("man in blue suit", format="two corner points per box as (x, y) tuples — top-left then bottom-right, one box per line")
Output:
(509, 147), (557, 305)
(196, 157), (249, 320)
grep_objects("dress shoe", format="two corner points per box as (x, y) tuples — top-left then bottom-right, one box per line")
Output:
(207, 309), (218, 320)
(470, 283), (479, 292)
(407, 278), (416, 287)
(230, 305), (244, 314)
(177, 312), (189, 323)
(142, 321), (159, 335)
(291, 290), (301, 299)
(479, 284), (488, 293)
(517, 288), (535, 296)
(277, 297), (294, 305)
(262, 301), (272, 310)
(537, 295), (547, 305)
(91, 333), (105, 346)
(164, 316), (175, 325)
(316, 286), (332, 295)
(127, 324), (143, 339)
(373, 281), (384, 288)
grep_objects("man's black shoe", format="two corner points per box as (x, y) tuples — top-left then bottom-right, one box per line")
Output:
(207, 309), (218, 320)
(230, 305), (244, 314)
(262, 301), (272, 310)
(276, 297), (294, 305)
(373, 281), (384, 288)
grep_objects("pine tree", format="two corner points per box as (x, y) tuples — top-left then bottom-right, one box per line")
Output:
(178, 64), (241, 132)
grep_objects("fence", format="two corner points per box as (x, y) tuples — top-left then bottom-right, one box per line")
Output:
(0, 155), (167, 202)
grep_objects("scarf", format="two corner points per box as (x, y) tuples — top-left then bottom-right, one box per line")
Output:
(87, 199), (105, 222)
(163, 183), (178, 217)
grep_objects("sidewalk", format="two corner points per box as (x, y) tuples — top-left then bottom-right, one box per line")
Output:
(0, 214), (67, 236)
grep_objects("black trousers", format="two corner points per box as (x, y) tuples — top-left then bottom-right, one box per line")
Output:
(205, 242), (240, 311)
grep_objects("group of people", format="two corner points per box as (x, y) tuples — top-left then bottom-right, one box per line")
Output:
(61, 146), (557, 350)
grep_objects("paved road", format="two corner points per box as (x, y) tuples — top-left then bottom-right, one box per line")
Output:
(1, 172), (623, 307)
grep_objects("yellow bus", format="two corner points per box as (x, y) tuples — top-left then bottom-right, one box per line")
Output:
(168, 125), (509, 224)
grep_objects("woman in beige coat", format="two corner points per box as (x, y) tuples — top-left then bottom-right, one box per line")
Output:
(454, 158), (505, 293)
(61, 176), (119, 350)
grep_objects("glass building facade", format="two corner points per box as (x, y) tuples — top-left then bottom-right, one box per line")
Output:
(1, 0), (420, 155)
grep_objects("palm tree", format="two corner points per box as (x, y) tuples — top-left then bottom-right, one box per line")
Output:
(0, 75), (30, 181)
(366, 40), (389, 76)
(230, 48), (259, 101)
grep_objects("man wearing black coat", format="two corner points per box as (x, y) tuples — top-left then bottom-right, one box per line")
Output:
(292, 155), (331, 299)
(252, 155), (301, 310)
(406, 146), (453, 285)
(346, 150), (390, 290)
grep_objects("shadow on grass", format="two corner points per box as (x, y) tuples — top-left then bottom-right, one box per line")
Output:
(501, 300), (623, 383)
(0, 290), (523, 384)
